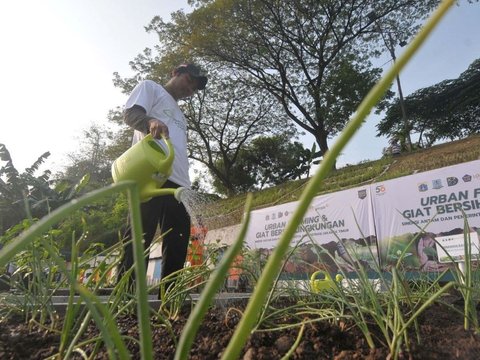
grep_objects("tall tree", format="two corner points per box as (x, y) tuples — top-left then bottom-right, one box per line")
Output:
(211, 135), (316, 196)
(144, 0), (440, 163)
(241, 135), (317, 189)
(60, 123), (115, 188)
(103, 107), (134, 162)
(185, 68), (298, 194)
(0, 144), (88, 235)
(377, 58), (480, 147)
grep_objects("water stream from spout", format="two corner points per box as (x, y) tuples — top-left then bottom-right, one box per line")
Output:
(177, 188), (213, 228)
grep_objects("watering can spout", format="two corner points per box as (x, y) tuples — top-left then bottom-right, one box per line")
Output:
(142, 186), (185, 201)
(174, 187), (185, 202)
(144, 186), (185, 202)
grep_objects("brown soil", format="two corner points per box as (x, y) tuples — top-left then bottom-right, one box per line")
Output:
(1, 298), (480, 360)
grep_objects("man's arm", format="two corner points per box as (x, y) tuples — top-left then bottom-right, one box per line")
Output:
(124, 104), (169, 139)
(124, 105), (153, 134)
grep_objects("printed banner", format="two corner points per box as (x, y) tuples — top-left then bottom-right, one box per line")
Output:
(371, 160), (480, 271)
(245, 186), (377, 274)
(436, 232), (480, 263)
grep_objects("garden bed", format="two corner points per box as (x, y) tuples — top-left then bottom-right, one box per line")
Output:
(1, 296), (479, 359)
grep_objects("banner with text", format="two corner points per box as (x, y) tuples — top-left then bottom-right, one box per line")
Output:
(245, 186), (377, 274)
(372, 160), (480, 271)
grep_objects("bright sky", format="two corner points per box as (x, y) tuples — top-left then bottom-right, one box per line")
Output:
(339, 0), (480, 164)
(0, 0), (479, 174)
(0, 0), (190, 172)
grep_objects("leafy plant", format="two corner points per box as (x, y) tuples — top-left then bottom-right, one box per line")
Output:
(0, 2), (467, 360)
(218, 2), (457, 358)
(0, 182), (153, 359)
(433, 216), (480, 332)
(0, 142), (91, 236)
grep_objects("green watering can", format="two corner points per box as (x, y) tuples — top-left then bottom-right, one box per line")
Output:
(111, 134), (184, 202)
(310, 270), (343, 293)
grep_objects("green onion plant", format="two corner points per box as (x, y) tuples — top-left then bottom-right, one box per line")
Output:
(0, 2), (464, 360)
(219, 1), (457, 358)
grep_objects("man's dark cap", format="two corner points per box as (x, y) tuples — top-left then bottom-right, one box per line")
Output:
(175, 63), (208, 90)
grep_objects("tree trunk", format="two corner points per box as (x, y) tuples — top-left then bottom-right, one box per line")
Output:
(315, 132), (336, 170)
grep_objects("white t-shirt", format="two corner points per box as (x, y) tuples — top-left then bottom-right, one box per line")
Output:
(125, 80), (191, 188)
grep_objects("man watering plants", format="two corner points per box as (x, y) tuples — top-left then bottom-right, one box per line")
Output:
(118, 63), (208, 295)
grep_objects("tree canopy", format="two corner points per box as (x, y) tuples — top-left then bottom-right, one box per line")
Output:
(0, 144), (89, 236)
(144, 0), (441, 162)
(184, 68), (300, 194)
(377, 58), (480, 147)
(60, 124), (114, 189)
(211, 135), (317, 196)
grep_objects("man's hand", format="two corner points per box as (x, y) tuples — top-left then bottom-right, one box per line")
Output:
(147, 119), (169, 139)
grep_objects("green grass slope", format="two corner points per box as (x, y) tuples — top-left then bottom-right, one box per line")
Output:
(204, 134), (480, 230)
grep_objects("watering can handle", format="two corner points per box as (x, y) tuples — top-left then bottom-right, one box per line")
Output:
(310, 270), (332, 282)
(162, 136), (175, 163)
(144, 133), (175, 163)
(156, 135), (175, 177)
